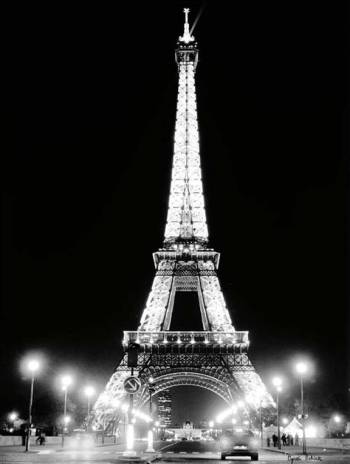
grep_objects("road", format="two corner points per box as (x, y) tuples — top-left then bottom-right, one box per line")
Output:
(0, 439), (349, 463)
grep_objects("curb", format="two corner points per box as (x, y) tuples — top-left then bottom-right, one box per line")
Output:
(263, 447), (289, 455)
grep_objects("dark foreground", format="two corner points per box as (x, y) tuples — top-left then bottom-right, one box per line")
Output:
(0, 439), (349, 463)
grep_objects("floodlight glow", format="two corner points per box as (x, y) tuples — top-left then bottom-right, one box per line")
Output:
(9, 412), (18, 422)
(237, 400), (245, 408)
(148, 376), (154, 384)
(282, 417), (289, 425)
(333, 415), (342, 423)
(63, 415), (71, 425)
(27, 359), (40, 373)
(133, 409), (152, 423)
(243, 420), (249, 425)
(232, 418), (237, 424)
(61, 375), (73, 390)
(112, 399), (120, 408)
(216, 406), (237, 423)
(155, 421), (160, 427)
(272, 377), (282, 388)
(126, 424), (134, 451)
(305, 425), (317, 438)
(121, 403), (129, 413)
(146, 430), (155, 453)
(84, 386), (95, 398)
(295, 362), (308, 375)
(208, 420), (214, 428)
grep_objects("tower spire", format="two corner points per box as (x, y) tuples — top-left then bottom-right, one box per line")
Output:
(164, 8), (207, 246)
(179, 7), (195, 44)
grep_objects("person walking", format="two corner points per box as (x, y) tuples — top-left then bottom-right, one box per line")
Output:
(281, 433), (287, 446)
(272, 433), (278, 447)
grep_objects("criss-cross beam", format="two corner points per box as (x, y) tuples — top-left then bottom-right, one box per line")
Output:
(137, 372), (234, 407)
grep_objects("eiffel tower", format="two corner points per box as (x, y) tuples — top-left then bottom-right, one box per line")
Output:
(93, 9), (274, 430)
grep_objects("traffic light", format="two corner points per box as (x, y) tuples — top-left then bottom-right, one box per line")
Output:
(127, 343), (139, 367)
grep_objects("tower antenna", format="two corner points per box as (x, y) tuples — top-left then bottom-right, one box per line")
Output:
(179, 7), (194, 43)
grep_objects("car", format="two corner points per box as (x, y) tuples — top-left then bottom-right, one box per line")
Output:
(220, 429), (259, 461)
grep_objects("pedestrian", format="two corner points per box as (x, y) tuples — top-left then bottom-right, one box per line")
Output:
(267, 437), (270, 447)
(295, 434), (299, 446)
(40, 431), (46, 446)
(290, 434), (294, 446)
(35, 429), (41, 445)
(21, 425), (27, 446)
(272, 433), (278, 447)
(281, 433), (287, 446)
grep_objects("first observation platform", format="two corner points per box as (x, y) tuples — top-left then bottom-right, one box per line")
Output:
(123, 331), (249, 353)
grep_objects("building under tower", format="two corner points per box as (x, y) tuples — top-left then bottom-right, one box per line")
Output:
(157, 389), (172, 427)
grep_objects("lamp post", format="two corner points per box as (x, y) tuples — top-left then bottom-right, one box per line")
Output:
(272, 377), (283, 450)
(25, 359), (40, 452)
(61, 375), (73, 448)
(84, 386), (95, 431)
(121, 403), (129, 444)
(295, 362), (308, 455)
(259, 400), (265, 448)
(146, 376), (155, 452)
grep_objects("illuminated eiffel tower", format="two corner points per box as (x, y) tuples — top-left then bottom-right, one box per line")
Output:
(93, 9), (274, 430)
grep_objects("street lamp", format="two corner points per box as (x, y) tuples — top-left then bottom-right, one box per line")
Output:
(25, 358), (40, 452)
(121, 403), (129, 444)
(259, 400), (266, 448)
(146, 377), (155, 452)
(272, 377), (283, 450)
(60, 375), (73, 447)
(9, 412), (18, 423)
(295, 361), (308, 455)
(84, 386), (95, 430)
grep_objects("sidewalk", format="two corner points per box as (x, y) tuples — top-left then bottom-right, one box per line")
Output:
(264, 445), (350, 456)
(0, 442), (158, 457)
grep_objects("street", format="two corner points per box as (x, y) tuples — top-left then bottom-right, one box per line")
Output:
(0, 439), (349, 463)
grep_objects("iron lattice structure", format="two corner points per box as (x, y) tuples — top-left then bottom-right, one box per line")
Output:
(93, 10), (274, 430)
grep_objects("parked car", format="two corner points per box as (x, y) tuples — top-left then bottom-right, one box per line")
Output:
(220, 429), (258, 461)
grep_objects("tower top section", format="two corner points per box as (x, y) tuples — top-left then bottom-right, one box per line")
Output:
(163, 9), (208, 248)
(179, 8), (195, 44)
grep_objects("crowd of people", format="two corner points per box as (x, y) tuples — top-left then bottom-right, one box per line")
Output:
(267, 433), (300, 447)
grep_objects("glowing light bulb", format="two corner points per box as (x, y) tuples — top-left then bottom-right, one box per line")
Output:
(296, 362), (308, 375)
(27, 359), (40, 373)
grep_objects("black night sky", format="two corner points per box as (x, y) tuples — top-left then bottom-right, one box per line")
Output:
(2, 2), (349, 425)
